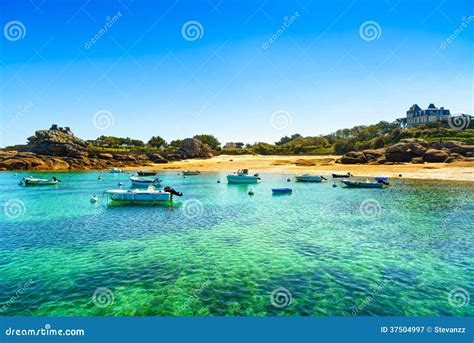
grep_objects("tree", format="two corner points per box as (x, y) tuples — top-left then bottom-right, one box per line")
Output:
(169, 139), (183, 148)
(275, 133), (302, 145)
(147, 136), (167, 148)
(193, 134), (220, 149)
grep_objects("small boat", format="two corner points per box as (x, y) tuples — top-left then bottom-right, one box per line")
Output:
(19, 177), (59, 186)
(137, 170), (156, 176)
(332, 173), (352, 178)
(110, 168), (123, 173)
(272, 188), (292, 194)
(182, 170), (201, 176)
(227, 169), (260, 184)
(129, 176), (161, 187)
(104, 186), (182, 203)
(90, 195), (99, 203)
(295, 174), (327, 182)
(342, 179), (387, 189)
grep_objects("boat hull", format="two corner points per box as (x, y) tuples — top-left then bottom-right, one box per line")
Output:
(20, 178), (58, 186)
(295, 175), (322, 182)
(227, 175), (259, 184)
(129, 177), (161, 187)
(183, 171), (200, 176)
(137, 171), (156, 176)
(342, 180), (383, 188)
(272, 188), (292, 194)
(105, 189), (171, 202)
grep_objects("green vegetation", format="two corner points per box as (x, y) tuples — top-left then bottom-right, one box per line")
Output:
(85, 120), (474, 156)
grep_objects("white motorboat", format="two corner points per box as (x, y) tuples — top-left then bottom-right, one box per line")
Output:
(19, 177), (59, 186)
(104, 186), (182, 203)
(129, 176), (161, 187)
(110, 168), (123, 173)
(226, 169), (260, 184)
(295, 174), (327, 182)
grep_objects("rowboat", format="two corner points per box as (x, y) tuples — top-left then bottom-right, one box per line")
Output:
(227, 169), (260, 184)
(295, 174), (327, 182)
(332, 173), (352, 178)
(129, 176), (161, 187)
(137, 170), (156, 176)
(19, 177), (59, 186)
(104, 186), (182, 203)
(342, 179), (387, 189)
(183, 170), (201, 176)
(110, 168), (123, 173)
(272, 188), (292, 194)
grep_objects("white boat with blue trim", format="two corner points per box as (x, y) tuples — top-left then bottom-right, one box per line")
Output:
(227, 169), (260, 184)
(129, 176), (161, 187)
(295, 174), (327, 182)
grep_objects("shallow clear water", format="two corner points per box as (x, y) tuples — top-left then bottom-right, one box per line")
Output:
(0, 171), (473, 316)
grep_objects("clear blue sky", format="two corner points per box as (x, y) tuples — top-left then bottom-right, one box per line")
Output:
(1, 0), (472, 147)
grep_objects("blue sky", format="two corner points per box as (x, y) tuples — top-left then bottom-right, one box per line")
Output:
(0, 0), (472, 147)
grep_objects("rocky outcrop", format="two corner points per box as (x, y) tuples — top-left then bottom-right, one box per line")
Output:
(179, 138), (213, 159)
(339, 139), (474, 165)
(21, 125), (89, 159)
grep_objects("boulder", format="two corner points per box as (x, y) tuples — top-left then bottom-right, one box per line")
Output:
(149, 153), (168, 163)
(449, 145), (474, 156)
(423, 149), (449, 163)
(179, 138), (213, 159)
(386, 151), (414, 162)
(412, 157), (424, 164)
(99, 153), (114, 160)
(386, 143), (410, 153)
(340, 151), (366, 164)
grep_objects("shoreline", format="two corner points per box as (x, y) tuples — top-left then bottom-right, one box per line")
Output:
(7, 155), (473, 182)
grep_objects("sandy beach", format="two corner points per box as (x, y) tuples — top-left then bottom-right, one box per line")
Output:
(123, 155), (474, 182)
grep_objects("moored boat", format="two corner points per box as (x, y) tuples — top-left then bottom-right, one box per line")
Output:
(129, 176), (161, 187)
(295, 174), (327, 182)
(227, 169), (260, 184)
(137, 170), (156, 176)
(332, 173), (353, 178)
(272, 188), (292, 194)
(110, 168), (123, 173)
(19, 177), (59, 186)
(182, 170), (201, 176)
(104, 186), (182, 203)
(342, 179), (387, 189)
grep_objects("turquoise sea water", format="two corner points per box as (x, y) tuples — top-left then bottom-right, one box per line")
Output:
(0, 171), (473, 316)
